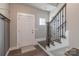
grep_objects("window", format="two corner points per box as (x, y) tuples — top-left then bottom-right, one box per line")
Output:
(39, 18), (46, 25)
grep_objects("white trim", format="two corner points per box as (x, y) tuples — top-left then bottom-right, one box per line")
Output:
(5, 48), (10, 56)
(36, 38), (46, 42)
(37, 43), (54, 56)
(21, 45), (36, 54)
(17, 12), (35, 17)
(5, 46), (18, 56)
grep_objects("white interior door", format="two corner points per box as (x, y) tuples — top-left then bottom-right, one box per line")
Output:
(17, 13), (36, 48)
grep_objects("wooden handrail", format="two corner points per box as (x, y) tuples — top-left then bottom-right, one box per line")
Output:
(49, 3), (66, 24)
(0, 13), (10, 22)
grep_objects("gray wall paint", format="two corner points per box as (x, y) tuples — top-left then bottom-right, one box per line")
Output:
(0, 4), (9, 55)
(9, 4), (49, 47)
(35, 13), (48, 38)
(0, 19), (4, 55)
(67, 3), (79, 48)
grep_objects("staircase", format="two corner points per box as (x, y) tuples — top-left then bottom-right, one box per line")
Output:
(37, 4), (69, 56)
(46, 4), (67, 48)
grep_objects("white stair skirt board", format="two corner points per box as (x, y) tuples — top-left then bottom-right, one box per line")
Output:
(36, 38), (46, 42)
(21, 45), (36, 54)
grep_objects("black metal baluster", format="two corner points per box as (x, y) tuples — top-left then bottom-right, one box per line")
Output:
(46, 22), (50, 47)
(59, 12), (62, 40)
(54, 19), (55, 41)
(51, 21), (55, 46)
(56, 16), (58, 41)
(52, 20), (55, 46)
(57, 15), (59, 42)
(58, 12), (62, 43)
(61, 10), (63, 38)
(65, 6), (66, 32)
(55, 16), (57, 40)
(56, 15), (58, 40)
(58, 13), (61, 43)
(62, 7), (66, 38)
(63, 6), (66, 39)
(55, 18), (56, 41)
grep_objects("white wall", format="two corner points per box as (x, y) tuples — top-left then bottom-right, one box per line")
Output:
(67, 3), (79, 48)
(49, 3), (65, 21)
(0, 3), (9, 18)
(0, 3), (9, 55)
(0, 18), (4, 55)
(9, 4), (49, 48)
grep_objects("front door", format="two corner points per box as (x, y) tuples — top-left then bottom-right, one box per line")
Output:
(17, 13), (36, 48)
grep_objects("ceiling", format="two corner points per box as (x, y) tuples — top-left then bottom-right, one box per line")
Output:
(26, 3), (58, 12)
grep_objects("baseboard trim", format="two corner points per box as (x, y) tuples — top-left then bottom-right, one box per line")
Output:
(5, 48), (10, 56)
(5, 46), (18, 56)
(5, 44), (38, 56)
(21, 45), (36, 53)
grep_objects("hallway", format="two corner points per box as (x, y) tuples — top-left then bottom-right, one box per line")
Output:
(0, 3), (79, 56)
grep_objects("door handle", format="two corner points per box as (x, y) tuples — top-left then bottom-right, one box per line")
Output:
(32, 30), (34, 33)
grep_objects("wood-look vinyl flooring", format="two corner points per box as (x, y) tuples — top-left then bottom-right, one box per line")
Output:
(8, 45), (48, 56)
